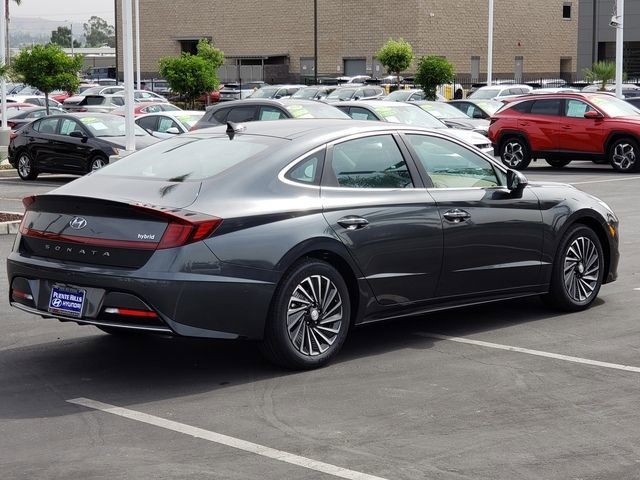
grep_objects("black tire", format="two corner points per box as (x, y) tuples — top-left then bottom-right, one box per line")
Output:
(542, 225), (604, 312)
(608, 137), (640, 173)
(16, 150), (38, 180)
(88, 154), (108, 173)
(500, 136), (532, 170)
(545, 158), (571, 168)
(260, 258), (351, 370)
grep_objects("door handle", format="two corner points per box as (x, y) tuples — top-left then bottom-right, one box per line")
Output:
(337, 216), (369, 230)
(562, 125), (572, 130)
(443, 209), (471, 223)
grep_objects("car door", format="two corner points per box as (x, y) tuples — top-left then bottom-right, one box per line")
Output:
(558, 98), (604, 154)
(402, 132), (544, 298)
(520, 98), (562, 152)
(27, 117), (60, 171)
(321, 132), (443, 305)
(53, 118), (93, 172)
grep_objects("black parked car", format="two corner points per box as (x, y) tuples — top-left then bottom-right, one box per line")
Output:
(8, 113), (161, 180)
(190, 98), (349, 131)
(8, 120), (619, 369)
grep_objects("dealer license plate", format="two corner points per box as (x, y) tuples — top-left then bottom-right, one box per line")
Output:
(48, 285), (85, 318)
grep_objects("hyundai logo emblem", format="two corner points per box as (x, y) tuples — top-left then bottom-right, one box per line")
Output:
(69, 217), (88, 230)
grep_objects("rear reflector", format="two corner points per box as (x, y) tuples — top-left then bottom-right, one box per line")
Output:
(104, 307), (158, 318)
(12, 289), (33, 301)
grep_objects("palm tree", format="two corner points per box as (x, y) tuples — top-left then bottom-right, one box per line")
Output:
(582, 61), (618, 91)
(6, 0), (22, 63)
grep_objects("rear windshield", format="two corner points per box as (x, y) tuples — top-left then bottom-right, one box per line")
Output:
(94, 135), (284, 181)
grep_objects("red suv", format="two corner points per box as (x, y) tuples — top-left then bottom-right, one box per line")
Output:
(488, 92), (640, 173)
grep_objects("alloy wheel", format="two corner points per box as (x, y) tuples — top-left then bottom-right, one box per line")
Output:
(503, 141), (524, 167)
(563, 236), (600, 303)
(18, 154), (31, 178)
(91, 158), (106, 171)
(612, 142), (636, 171)
(286, 275), (343, 356)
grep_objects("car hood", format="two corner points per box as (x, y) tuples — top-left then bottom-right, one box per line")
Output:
(442, 118), (490, 131)
(99, 135), (162, 150)
(609, 116), (640, 126)
(444, 128), (490, 145)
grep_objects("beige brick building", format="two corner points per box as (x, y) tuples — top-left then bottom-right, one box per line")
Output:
(116, 0), (578, 84)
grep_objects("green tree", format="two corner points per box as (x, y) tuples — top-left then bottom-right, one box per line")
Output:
(414, 55), (455, 100)
(83, 15), (115, 47)
(375, 38), (414, 88)
(50, 26), (71, 47)
(196, 39), (224, 89)
(582, 61), (618, 91)
(158, 53), (217, 108)
(12, 43), (83, 114)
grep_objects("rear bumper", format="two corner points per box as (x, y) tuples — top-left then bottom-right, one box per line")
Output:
(7, 248), (277, 340)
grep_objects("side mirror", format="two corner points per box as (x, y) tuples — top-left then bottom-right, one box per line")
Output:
(69, 130), (87, 141)
(506, 169), (528, 191)
(584, 110), (603, 119)
(274, 95), (282, 99)
(165, 127), (180, 134)
(353, 96), (361, 101)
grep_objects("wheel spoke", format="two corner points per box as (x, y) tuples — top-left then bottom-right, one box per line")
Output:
(563, 236), (600, 303)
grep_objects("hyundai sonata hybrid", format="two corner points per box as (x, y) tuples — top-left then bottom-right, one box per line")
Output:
(8, 119), (619, 369)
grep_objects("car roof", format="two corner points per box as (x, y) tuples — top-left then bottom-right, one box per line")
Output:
(138, 110), (203, 118)
(335, 100), (409, 107)
(206, 98), (328, 110)
(504, 91), (614, 103)
(189, 118), (431, 142)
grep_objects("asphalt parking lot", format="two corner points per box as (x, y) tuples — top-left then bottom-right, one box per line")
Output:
(2, 161), (640, 480)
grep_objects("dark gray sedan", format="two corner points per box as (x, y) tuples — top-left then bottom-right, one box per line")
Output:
(8, 119), (619, 369)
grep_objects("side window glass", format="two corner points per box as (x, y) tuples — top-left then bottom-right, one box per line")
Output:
(227, 106), (256, 123)
(565, 100), (594, 118)
(111, 97), (125, 106)
(349, 107), (376, 121)
(59, 119), (82, 136)
(331, 135), (413, 189)
(285, 150), (324, 185)
(530, 99), (561, 116)
(511, 100), (533, 113)
(212, 108), (230, 124)
(259, 106), (287, 120)
(33, 118), (58, 133)
(29, 110), (46, 119)
(406, 134), (500, 188)
(157, 117), (179, 133)
(136, 116), (157, 131)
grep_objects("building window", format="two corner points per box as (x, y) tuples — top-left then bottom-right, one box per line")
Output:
(563, 2), (572, 20)
(179, 40), (199, 55)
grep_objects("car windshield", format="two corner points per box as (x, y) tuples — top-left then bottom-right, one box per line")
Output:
(95, 135), (285, 181)
(470, 88), (501, 99)
(174, 113), (205, 129)
(79, 116), (147, 137)
(6, 107), (34, 119)
(385, 90), (412, 101)
(418, 102), (468, 119)
(472, 100), (503, 115)
(249, 87), (279, 98)
(79, 86), (103, 95)
(327, 88), (356, 101)
(161, 104), (182, 111)
(292, 88), (319, 99)
(589, 95), (640, 117)
(284, 103), (350, 119)
(372, 104), (446, 128)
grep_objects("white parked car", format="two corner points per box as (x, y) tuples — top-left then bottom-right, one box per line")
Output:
(7, 95), (63, 108)
(135, 111), (205, 138)
(468, 84), (533, 101)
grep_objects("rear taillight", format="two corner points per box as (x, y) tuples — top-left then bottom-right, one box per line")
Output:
(104, 307), (158, 318)
(132, 204), (222, 249)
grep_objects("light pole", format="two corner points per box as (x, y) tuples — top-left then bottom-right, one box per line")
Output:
(121, 0), (135, 152)
(613, 0), (624, 99)
(135, 0), (141, 90)
(0, 0), (7, 132)
(313, 0), (318, 85)
(487, 0), (494, 86)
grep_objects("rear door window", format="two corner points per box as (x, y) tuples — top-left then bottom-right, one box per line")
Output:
(227, 106), (257, 123)
(329, 135), (414, 189)
(530, 99), (561, 116)
(211, 108), (230, 124)
(32, 117), (59, 134)
(137, 116), (158, 131)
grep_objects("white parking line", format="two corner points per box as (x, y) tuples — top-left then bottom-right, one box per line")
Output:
(67, 397), (389, 480)
(419, 333), (640, 374)
(570, 176), (640, 185)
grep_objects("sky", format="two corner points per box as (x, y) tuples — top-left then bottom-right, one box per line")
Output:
(11, 0), (114, 23)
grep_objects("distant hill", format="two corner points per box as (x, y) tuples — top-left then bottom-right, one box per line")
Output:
(10, 17), (84, 47)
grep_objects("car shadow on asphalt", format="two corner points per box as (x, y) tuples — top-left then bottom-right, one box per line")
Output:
(0, 295), (605, 421)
